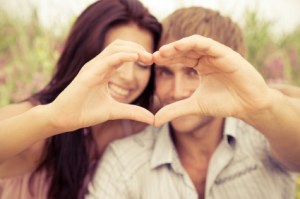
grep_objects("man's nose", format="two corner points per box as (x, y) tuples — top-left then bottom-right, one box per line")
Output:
(118, 63), (134, 81)
(172, 76), (192, 100)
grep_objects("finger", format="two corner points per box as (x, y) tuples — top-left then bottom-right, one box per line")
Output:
(89, 52), (139, 76)
(96, 39), (153, 63)
(112, 45), (153, 64)
(104, 51), (153, 70)
(173, 35), (233, 58)
(157, 43), (181, 57)
(153, 52), (199, 68)
(100, 43), (153, 68)
(159, 35), (229, 59)
(154, 98), (198, 127)
(109, 102), (154, 125)
(137, 51), (154, 66)
(153, 51), (168, 65)
(153, 50), (184, 65)
(269, 84), (300, 98)
(157, 35), (247, 74)
(155, 45), (199, 59)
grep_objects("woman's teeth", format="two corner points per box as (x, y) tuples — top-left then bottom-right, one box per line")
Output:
(109, 84), (130, 97)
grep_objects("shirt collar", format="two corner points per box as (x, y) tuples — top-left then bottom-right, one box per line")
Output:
(150, 124), (178, 169)
(150, 117), (238, 169)
(223, 117), (238, 147)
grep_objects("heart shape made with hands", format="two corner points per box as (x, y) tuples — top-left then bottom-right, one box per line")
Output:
(148, 35), (269, 126)
(105, 35), (269, 127)
(53, 36), (267, 131)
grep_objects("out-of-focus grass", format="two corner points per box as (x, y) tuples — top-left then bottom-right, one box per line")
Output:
(297, 177), (300, 199)
(243, 10), (300, 86)
(0, 6), (299, 199)
(0, 9), (63, 106)
(243, 10), (300, 199)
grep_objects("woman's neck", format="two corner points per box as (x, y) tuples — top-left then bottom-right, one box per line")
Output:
(91, 120), (147, 157)
(91, 120), (123, 156)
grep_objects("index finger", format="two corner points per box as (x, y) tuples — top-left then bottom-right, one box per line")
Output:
(160, 35), (233, 58)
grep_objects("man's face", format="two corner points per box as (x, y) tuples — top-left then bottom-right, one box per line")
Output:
(155, 58), (213, 133)
(155, 38), (216, 134)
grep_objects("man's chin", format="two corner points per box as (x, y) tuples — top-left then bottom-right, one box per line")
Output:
(170, 114), (201, 133)
(172, 114), (201, 123)
(170, 114), (215, 134)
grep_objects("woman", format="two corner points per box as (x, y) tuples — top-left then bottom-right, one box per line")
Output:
(0, 0), (161, 198)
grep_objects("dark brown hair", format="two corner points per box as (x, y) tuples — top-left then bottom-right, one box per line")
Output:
(29, 0), (161, 198)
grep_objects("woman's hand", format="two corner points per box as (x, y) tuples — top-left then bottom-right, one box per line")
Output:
(49, 40), (155, 132)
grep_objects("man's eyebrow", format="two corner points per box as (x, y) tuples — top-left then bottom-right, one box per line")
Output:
(155, 65), (170, 69)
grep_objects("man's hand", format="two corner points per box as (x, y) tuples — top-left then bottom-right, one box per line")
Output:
(153, 35), (273, 126)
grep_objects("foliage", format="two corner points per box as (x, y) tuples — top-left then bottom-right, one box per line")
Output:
(242, 10), (300, 198)
(243, 10), (300, 86)
(0, 9), (63, 106)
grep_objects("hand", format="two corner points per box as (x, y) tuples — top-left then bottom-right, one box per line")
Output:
(269, 84), (300, 98)
(153, 35), (274, 126)
(48, 40), (154, 132)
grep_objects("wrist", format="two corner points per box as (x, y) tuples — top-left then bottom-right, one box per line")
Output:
(240, 88), (285, 125)
(31, 104), (65, 136)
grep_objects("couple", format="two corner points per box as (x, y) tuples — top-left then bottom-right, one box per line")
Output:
(0, 0), (299, 199)
(86, 5), (299, 199)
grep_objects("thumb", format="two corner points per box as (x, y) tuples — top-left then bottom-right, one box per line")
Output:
(154, 98), (198, 127)
(109, 102), (154, 125)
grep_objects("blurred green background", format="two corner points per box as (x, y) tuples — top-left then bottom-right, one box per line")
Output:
(0, 3), (299, 199)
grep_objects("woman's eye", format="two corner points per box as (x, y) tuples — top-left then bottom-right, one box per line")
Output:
(135, 61), (150, 69)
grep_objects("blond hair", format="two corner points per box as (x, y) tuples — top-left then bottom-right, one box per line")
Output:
(161, 7), (247, 57)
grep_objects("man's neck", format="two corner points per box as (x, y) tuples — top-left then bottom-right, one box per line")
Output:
(171, 118), (224, 198)
(172, 118), (224, 161)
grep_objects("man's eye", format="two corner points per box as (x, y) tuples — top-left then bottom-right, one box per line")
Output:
(135, 61), (150, 69)
(157, 69), (172, 77)
(188, 68), (198, 77)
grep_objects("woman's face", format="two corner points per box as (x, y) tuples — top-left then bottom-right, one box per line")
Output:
(104, 23), (153, 104)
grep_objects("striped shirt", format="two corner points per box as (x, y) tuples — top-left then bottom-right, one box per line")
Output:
(86, 118), (296, 199)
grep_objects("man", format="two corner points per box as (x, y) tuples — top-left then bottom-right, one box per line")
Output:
(86, 7), (299, 199)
